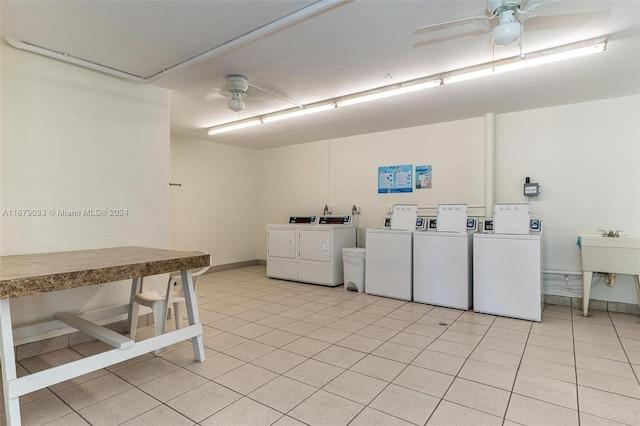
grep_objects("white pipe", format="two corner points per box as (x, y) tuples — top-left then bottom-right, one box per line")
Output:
(4, 0), (346, 84)
(485, 113), (495, 217)
(543, 269), (583, 276)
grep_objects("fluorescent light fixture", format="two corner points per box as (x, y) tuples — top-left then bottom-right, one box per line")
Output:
(206, 37), (607, 136)
(263, 104), (337, 123)
(207, 119), (262, 135)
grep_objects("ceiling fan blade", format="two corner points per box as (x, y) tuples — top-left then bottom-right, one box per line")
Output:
(523, 9), (611, 32)
(414, 15), (489, 35)
(413, 28), (492, 49)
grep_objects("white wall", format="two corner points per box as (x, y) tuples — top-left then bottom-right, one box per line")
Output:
(496, 95), (640, 303)
(256, 117), (486, 257)
(0, 43), (170, 325)
(170, 134), (258, 265)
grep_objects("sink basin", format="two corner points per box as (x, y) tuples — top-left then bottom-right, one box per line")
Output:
(580, 234), (640, 275)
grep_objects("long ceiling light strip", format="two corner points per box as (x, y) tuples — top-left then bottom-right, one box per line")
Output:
(207, 37), (607, 136)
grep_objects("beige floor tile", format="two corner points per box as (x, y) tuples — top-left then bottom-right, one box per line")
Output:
(306, 326), (351, 344)
(426, 307), (464, 320)
(438, 329), (483, 346)
(214, 363), (277, 394)
(280, 308), (314, 320)
(513, 371), (578, 410)
(469, 347), (521, 369)
(253, 329), (300, 348)
(256, 314), (295, 329)
(361, 304), (396, 316)
(271, 415), (307, 426)
(356, 324), (399, 341)
(350, 354), (406, 382)
(48, 368), (111, 394)
(43, 411), (91, 426)
(505, 393), (578, 426)
(349, 407), (413, 426)
(576, 353), (636, 378)
(458, 358), (517, 390)
(444, 378), (510, 417)
(184, 352), (245, 379)
(289, 389), (364, 426)
(302, 312), (340, 326)
(19, 348), (84, 373)
(313, 345), (366, 369)
(621, 337), (640, 352)
(403, 323), (445, 338)
(137, 368), (208, 402)
(369, 383), (439, 425)
(579, 412), (630, 426)
(616, 325), (640, 341)
(251, 348), (307, 374)
(447, 320), (490, 337)
(208, 316), (251, 331)
(479, 336), (526, 356)
(373, 316), (412, 331)
(519, 356), (576, 384)
(281, 337), (331, 357)
(161, 345), (215, 367)
(200, 397), (282, 426)
(392, 365), (454, 398)
(371, 340), (422, 364)
(459, 311), (496, 325)
(166, 381), (241, 423)
(203, 331), (248, 351)
(524, 344), (575, 366)
(78, 388), (160, 426)
(320, 306), (357, 318)
(279, 321), (323, 336)
(323, 370), (387, 405)
(412, 349), (466, 375)
(116, 356), (179, 386)
(427, 400), (503, 426)
(17, 394), (73, 426)
(530, 321), (573, 339)
(285, 358), (345, 388)
(388, 331), (434, 349)
(527, 333), (574, 352)
(249, 376), (317, 413)
(428, 339), (475, 358)
(121, 404), (194, 425)
(574, 341), (627, 362)
(385, 309), (424, 323)
(577, 368), (640, 398)
(344, 311), (384, 325)
(223, 340), (275, 362)
(574, 331), (623, 349)
(485, 327), (529, 344)
(492, 316), (532, 333)
(228, 322), (273, 339)
(56, 373), (133, 410)
(337, 334), (385, 353)
(397, 302), (435, 315)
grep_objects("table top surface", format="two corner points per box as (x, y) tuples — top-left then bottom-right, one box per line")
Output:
(0, 246), (210, 299)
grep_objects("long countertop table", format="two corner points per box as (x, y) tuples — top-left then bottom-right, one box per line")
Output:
(0, 246), (210, 425)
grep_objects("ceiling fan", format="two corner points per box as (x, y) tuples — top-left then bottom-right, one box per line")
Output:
(414, 0), (556, 47)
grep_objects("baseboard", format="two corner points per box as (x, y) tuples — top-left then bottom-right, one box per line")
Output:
(544, 294), (640, 315)
(206, 259), (260, 273)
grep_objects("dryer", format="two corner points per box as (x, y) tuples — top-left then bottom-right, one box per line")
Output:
(298, 215), (356, 286)
(413, 204), (475, 310)
(267, 216), (317, 281)
(365, 204), (418, 301)
(473, 203), (543, 322)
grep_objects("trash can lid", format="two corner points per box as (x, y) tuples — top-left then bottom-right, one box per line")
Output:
(342, 247), (365, 252)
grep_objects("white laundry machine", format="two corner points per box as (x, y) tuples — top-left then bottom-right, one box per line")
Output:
(473, 203), (543, 322)
(413, 204), (475, 310)
(365, 204), (418, 301)
(267, 216), (317, 281)
(297, 215), (356, 286)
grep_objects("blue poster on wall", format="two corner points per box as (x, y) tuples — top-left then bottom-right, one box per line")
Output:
(378, 164), (413, 193)
(415, 165), (432, 189)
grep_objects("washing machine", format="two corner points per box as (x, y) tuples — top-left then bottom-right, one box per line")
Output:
(413, 204), (475, 310)
(297, 215), (356, 286)
(473, 203), (543, 322)
(267, 215), (317, 281)
(365, 204), (418, 301)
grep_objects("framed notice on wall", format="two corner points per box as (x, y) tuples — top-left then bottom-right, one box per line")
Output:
(415, 165), (432, 189)
(378, 164), (413, 194)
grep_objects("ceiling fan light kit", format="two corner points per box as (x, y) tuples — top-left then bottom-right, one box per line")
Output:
(226, 75), (248, 112)
(207, 37), (606, 136)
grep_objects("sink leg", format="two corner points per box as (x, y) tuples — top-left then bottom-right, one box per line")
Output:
(583, 271), (593, 317)
(635, 275), (640, 312)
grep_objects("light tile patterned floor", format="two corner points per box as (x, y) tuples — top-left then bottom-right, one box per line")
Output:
(6, 265), (640, 425)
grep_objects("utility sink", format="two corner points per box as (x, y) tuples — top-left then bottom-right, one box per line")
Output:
(578, 234), (640, 316)
(580, 235), (640, 275)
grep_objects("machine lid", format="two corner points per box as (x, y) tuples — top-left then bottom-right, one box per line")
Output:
(436, 204), (468, 233)
(492, 203), (531, 235)
(391, 204), (418, 231)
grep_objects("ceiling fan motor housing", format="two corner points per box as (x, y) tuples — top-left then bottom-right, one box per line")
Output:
(226, 75), (248, 112)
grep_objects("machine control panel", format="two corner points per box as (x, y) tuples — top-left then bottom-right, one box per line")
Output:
(319, 215), (352, 225)
(383, 217), (391, 228)
(483, 219), (494, 232)
(427, 218), (437, 231)
(466, 218), (478, 232)
(416, 217), (427, 230)
(289, 216), (317, 224)
(530, 219), (542, 232)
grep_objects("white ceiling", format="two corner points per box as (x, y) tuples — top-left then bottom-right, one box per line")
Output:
(2, 1), (639, 150)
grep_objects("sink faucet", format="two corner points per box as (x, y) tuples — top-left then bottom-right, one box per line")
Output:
(615, 230), (624, 237)
(599, 229), (624, 237)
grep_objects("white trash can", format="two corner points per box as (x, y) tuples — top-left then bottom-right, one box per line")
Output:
(342, 248), (366, 292)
